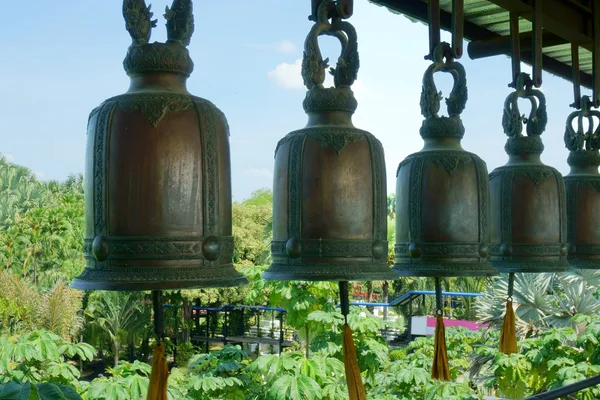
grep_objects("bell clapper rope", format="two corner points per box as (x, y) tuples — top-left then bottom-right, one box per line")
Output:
(339, 281), (366, 400)
(499, 273), (518, 354)
(147, 290), (169, 400)
(432, 278), (450, 380)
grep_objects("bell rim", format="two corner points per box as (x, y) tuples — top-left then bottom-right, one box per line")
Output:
(262, 262), (398, 282)
(392, 261), (498, 278)
(491, 259), (573, 273)
(70, 263), (248, 291)
(566, 258), (600, 269)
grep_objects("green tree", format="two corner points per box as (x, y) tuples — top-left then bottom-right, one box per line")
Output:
(85, 292), (150, 367)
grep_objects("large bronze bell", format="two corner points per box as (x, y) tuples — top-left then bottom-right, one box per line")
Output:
(489, 73), (571, 273)
(394, 43), (496, 278)
(564, 96), (600, 269)
(263, 5), (396, 281)
(71, 0), (247, 290)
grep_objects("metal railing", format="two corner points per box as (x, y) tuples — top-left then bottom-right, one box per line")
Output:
(523, 374), (600, 399)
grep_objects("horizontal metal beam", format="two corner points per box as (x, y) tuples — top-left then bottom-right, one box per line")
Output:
(468, 31), (568, 60)
(524, 374), (600, 399)
(488, 0), (593, 50)
(369, 0), (593, 88)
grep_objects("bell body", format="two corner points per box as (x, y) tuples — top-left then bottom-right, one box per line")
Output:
(489, 137), (570, 272)
(394, 134), (496, 277)
(564, 151), (600, 269)
(71, 41), (247, 290)
(263, 87), (396, 281)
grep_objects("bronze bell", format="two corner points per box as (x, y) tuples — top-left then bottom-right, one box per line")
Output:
(564, 96), (600, 269)
(71, 0), (247, 290)
(394, 43), (496, 278)
(489, 73), (571, 273)
(262, 5), (396, 281)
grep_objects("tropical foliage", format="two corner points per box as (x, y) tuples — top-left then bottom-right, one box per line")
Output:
(3, 155), (600, 399)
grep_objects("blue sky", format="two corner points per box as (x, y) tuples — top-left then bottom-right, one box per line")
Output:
(0, 0), (584, 201)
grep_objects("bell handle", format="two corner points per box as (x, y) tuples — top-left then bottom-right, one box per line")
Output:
(420, 42), (467, 119)
(302, 0), (359, 90)
(502, 73), (547, 137)
(564, 95), (600, 151)
(123, 0), (158, 45)
(164, 0), (195, 47)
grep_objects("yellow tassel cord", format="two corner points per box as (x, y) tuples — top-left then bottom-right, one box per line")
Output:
(146, 342), (169, 400)
(342, 323), (367, 400)
(499, 300), (518, 354)
(431, 314), (450, 381)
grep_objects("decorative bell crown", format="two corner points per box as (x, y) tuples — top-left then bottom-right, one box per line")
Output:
(489, 73), (571, 273)
(263, 3), (396, 281)
(393, 43), (496, 278)
(564, 95), (600, 269)
(71, 0), (248, 290)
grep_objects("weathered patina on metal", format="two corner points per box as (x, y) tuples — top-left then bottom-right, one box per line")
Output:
(71, 0), (247, 290)
(393, 42), (496, 278)
(489, 73), (571, 273)
(564, 96), (600, 269)
(263, 0), (396, 281)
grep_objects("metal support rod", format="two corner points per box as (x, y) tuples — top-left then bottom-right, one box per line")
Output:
(339, 281), (350, 324)
(435, 278), (443, 314)
(524, 374), (600, 399)
(152, 290), (164, 340)
(427, 0), (441, 59)
(279, 312), (284, 355)
(532, 0), (543, 87)
(452, 0), (464, 58)
(507, 273), (515, 298)
(572, 42), (582, 109)
(509, 12), (521, 86)
(593, 0), (600, 107)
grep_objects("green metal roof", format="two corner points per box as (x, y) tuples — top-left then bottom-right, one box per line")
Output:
(369, 0), (596, 89)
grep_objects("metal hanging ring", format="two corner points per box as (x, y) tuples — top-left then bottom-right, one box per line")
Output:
(420, 42), (467, 119)
(302, 0), (359, 90)
(564, 96), (600, 152)
(502, 73), (547, 138)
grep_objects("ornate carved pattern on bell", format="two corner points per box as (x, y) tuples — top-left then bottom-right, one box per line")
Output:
(565, 178), (578, 244)
(274, 127), (369, 156)
(518, 167), (554, 185)
(83, 236), (234, 261)
(509, 243), (563, 256)
(474, 156), (489, 244)
(286, 135), (305, 264)
(115, 93), (193, 127)
(194, 99), (220, 239)
(498, 168), (514, 245)
(74, 264), (241, 285)
(93, 102), (117, 254)
(427, 152), (472, 175)
(573, 244), (600, 255)
(408, 155), (425, 242)
(394, 244), (409, 255)
(271, 239), (381, 258)
(556, 169), (567, 244)
(419, 243), (480, 256)
(366, 134), (385, 240)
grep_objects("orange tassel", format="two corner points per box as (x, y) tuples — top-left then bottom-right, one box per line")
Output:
(146, 342), (169, 400)
(499, 300), (518, 354)
(431, 314), (450, 380)
(342, 323), (367, 400)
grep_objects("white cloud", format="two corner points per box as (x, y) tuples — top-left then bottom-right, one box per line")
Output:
(3, 153), (14, 162)
(268, 59), (304, 90)
(245, 168), (273, 180)
(267, 57), (375, 105)
(276, 40), (297, 54)
(34, 171), (46, 180)
(246, 40), (297, 54)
